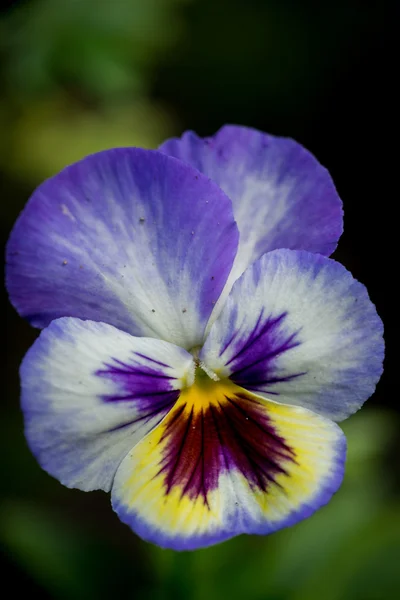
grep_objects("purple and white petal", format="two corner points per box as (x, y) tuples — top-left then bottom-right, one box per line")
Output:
(7, 148), (238, 349)
(20, 317), (194, 491)
(200, 249), (384, 422)
(160, 125), (343, 294)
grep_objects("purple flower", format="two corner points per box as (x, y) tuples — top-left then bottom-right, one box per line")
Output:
(6, 125), (384, 550)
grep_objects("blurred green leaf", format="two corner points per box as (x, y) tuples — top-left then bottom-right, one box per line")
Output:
(4, 97), (175, 181)
(0, 500), (154, 600)
(291, 506), (400, 600)
(1, 0), (188, 101)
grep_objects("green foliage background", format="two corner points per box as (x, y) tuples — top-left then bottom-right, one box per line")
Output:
(1, 1), (396, 598)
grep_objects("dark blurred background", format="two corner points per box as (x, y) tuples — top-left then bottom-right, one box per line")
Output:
(1, 1), (397, 599)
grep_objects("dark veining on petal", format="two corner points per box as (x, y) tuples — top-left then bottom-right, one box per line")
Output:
(223, 311), (305, 393)
(106, 396), (178, 433)
(224, 309), (273, 366)
(155, 388), (296, 507)
(133, 352), (170, 369)
(219, 328), (240, 358)
(96, 351), (179, 416)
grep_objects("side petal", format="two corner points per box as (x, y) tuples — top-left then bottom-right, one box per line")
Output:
(200, 249), (384, 422)
(6, 148), (238, 349)
(20, 317), (194, 491)
(111, 381), (345, 550)
(160, 125), (343, 288)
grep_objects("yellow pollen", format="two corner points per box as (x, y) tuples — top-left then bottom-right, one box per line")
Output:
(180, 370), (237, 411)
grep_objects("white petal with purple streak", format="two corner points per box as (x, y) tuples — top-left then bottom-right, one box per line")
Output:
(200, 249), (384, 421)
(20, 317), (194, 491)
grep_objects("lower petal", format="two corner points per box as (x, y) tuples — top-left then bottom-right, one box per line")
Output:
(111, 380), (345, 550)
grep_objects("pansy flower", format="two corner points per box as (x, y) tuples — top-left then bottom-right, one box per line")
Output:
(6, 125), (383, 550)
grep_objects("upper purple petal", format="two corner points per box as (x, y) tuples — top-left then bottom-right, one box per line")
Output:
(6, 148), (239, 349)
(160, 125), (343, 290)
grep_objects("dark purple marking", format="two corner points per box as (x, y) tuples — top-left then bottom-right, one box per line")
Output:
(156, 391), (296, 506)
(219, 329), (239, 358)
(218, 304), (239, 356)
(106, 395), (178, 433)
(133, 352), (170, 369)
(96, 352), (179, 416)
(226, 311), (305, 394)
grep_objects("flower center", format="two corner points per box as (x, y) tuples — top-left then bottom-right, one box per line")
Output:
(180, 364), (248, 415)
(194, 359), (220, 382)
(182, 364), (228, 410)
(140, 368), (296, 509)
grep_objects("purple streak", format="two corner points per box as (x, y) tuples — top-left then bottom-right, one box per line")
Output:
(96, 352), (179, 415)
